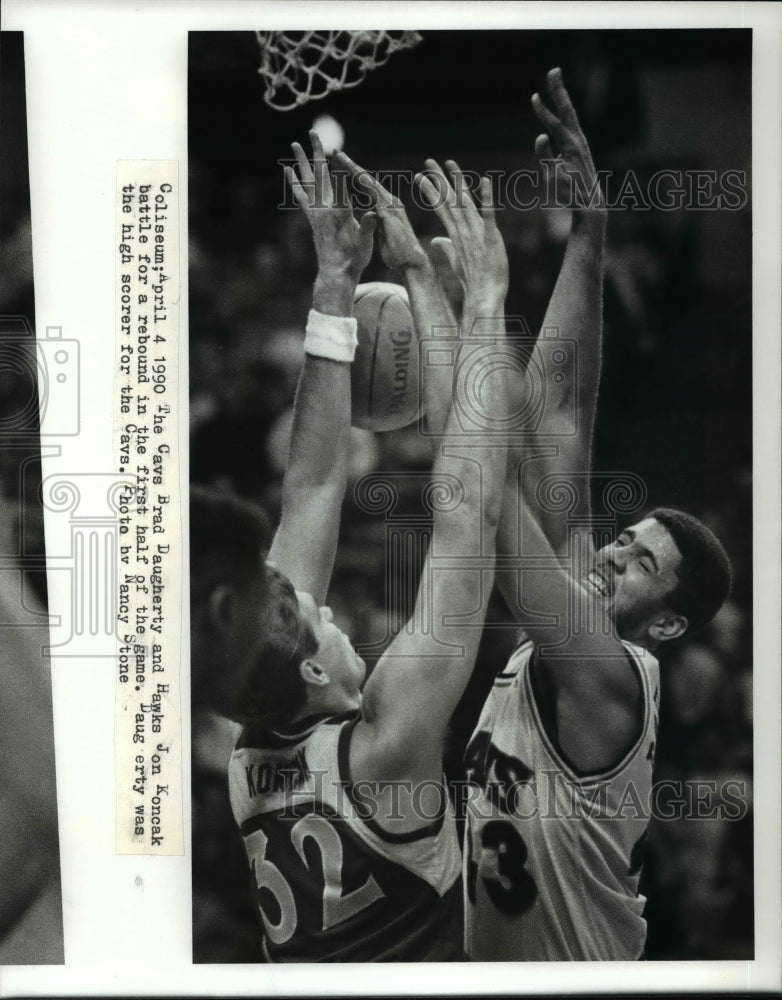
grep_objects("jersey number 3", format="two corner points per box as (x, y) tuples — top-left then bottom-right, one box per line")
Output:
(467, 819), (538, 915)
(246, 814), (384, 945)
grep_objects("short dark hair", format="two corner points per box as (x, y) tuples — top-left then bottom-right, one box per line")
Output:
(648, 507), (732, 632)
(189, 485), (271, 608)
(234, 567), (317, 729)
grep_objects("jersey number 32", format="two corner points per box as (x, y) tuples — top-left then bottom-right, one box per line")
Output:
(245, 813), (385, 945)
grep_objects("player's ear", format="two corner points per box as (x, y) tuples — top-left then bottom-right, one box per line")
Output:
(648, 612), (688, 644)
(208, 584), (236, 635)
(300, 659), (330, 688)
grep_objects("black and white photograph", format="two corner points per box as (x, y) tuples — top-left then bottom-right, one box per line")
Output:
(189, 27), (754, 964)
(0, 30), (64, 966)
(0, 1), (779, 995)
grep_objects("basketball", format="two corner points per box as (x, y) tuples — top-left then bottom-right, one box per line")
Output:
(351, 282), (423, 432)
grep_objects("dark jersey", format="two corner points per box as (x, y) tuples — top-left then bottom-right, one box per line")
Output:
(228, 713), (463, 961)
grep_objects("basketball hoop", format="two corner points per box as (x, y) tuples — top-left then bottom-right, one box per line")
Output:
(255, 30), (423, 111)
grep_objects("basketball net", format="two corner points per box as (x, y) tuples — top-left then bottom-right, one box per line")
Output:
(255, 30), (423, 111)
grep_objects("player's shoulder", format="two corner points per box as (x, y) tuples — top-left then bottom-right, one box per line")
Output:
(620, 638), (659, 678)
(534, 627), (643, 706)
(233, 711), (355, 754)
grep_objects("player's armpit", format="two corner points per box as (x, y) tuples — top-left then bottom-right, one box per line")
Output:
(350, 672), (445, 785)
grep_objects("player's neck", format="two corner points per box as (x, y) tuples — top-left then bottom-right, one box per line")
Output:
(618, 624), (658, 653)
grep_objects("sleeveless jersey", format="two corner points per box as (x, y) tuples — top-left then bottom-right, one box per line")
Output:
(463, 638), (660, 961)
(228, 712), (464, 962)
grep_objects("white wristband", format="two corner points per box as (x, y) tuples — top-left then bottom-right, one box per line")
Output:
(304, 309), (358, 362)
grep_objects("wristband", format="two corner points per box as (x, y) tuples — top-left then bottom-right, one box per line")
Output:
(304, 309), (358, 362)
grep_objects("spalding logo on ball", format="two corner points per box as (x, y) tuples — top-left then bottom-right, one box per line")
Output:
(351, 282), (424, 432)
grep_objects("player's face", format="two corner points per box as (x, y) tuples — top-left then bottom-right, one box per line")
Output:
(296, 591), (366, 711)
(587, 518), (683, 641)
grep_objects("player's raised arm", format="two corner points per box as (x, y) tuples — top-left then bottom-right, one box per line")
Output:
(334, 150), (459, 442)
(498, 68), (607, 606)
(352, 164), (509, 782)
(268, 133), (376, 604)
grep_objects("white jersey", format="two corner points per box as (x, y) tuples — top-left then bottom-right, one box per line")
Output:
(464, 638), (659, 961)
(229, 712), (464, 961)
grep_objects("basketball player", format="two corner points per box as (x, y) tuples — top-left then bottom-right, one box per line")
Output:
(343, 69), (732, 962)
(453, 69), (732, 961)
(226, 133), (511, 961)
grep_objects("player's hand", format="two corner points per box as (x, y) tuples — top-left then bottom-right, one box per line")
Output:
(286, 131), (377, 283)
(532, 67), (606, 216)
(416, 160), (508, 312)
(333, 150), (430, 274)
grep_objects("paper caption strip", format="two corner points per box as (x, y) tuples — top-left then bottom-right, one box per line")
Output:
(114, 161), (182, 854)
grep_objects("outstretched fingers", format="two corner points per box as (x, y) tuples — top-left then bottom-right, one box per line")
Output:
(476, 175), (497, 226)
(532, 70), (602, 215)
(545, 67), (580, 133)
(430, 235), (464, 283)
(535, 133), (555, 160)
(416, 171), (450, 230)
(291, 141), (315, 192)
(358, 210), (379, 241)
(418, 163), (500, 239)
(414, 170), (438, 209)
(330, 162), (351, 214)
(308, 129), (333, 207)
(333, 150), (393, 211)
(531, 90), (563, 141)
(444, 160), (482, 231)
(290, 135), (333, 209)
(534, 69), (586, 155)
(419, 160), (456, 217)
(418, 159), (470, 256)
(285, 164), (309, 211)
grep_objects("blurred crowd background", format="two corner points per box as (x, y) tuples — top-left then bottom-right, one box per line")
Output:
(189, 29), (753, 961)
(0, 32), (48, 605)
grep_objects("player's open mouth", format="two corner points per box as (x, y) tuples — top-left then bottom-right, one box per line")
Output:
(586, 569), (611, 597)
